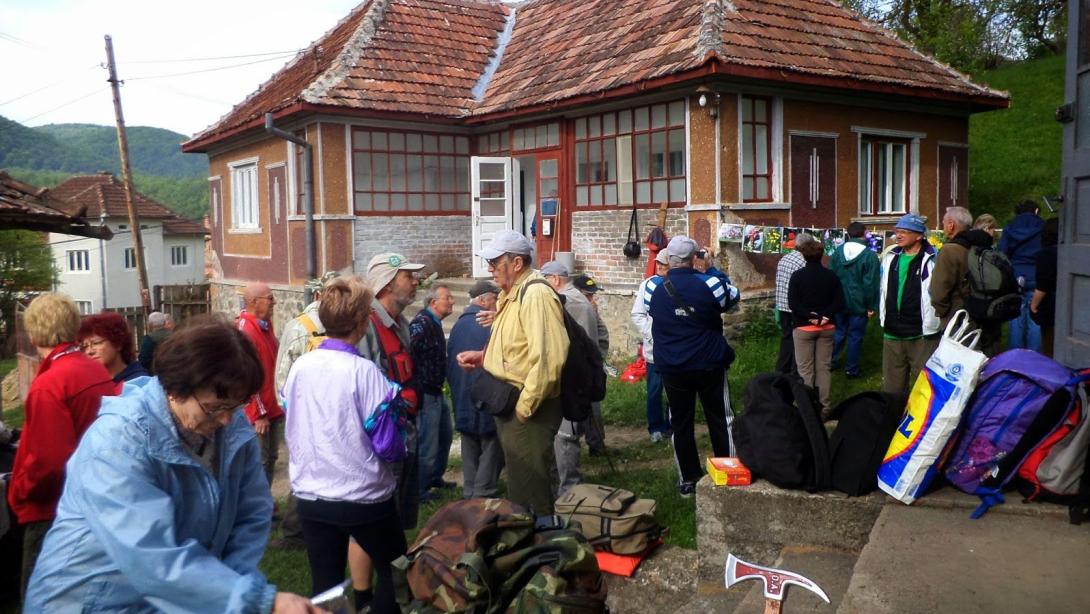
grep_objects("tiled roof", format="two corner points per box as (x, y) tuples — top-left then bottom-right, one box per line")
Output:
(184, 0), (1007, 150)
(0, 172), (113, 239)
(52, 174), (206, 235)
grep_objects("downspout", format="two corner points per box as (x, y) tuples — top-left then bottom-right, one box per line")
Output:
(715, 98), (721, 208)
(99, 210), (109, 309)
(265, 113), (316, 304)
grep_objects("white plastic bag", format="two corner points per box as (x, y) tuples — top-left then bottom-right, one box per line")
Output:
(878, 310), (987, 504)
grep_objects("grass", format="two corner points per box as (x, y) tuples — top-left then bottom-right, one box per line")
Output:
(969, 53), (1064, 224)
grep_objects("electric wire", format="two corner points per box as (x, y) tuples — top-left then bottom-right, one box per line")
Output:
(123, 53), (300, 81)
(122, 49), (305, 64)
(17, 86), (110, 124)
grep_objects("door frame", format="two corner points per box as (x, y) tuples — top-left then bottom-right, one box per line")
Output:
(470, 156), (520, 277)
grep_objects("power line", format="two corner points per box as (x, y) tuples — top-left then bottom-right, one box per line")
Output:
(122, 48), (305, 64)
(124, 52), (299, 81)
(0, 65), (101, 107)
(17, 86), (110, 124)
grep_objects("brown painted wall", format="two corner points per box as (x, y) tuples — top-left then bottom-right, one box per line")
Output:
(209, 137), (290, 257)
(688, 97), (717, 205)
(320, 122), (349, 215)
(718, 94), (740, 203)
(781, 99), (968, 228)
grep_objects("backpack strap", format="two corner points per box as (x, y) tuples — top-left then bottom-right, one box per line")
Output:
(297, 313), (319, 336)
(662, 278), (695, 315)
(787, 378), (832, 492)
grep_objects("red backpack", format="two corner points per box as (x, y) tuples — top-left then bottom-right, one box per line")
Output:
(1015, 377), (1090, 524)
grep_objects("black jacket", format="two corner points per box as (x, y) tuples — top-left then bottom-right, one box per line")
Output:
(788, 261), (845, 327)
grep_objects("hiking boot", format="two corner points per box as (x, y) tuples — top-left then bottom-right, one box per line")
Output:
(678, 481), (697, 498)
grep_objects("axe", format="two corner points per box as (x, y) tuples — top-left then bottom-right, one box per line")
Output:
(725, 553), (829, 614)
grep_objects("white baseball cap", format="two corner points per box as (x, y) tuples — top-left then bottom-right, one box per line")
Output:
(477, 230), (534, 260)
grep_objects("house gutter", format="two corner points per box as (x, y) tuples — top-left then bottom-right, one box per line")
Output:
(264, 113), (316, 303)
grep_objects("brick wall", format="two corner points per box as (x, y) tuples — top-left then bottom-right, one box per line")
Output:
(354, 215), (472, 276)
(571, 208), (687, 286)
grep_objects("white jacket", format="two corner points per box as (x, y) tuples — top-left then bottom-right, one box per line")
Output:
(630, 275), (662, 363)
(879, 245), (940, 337)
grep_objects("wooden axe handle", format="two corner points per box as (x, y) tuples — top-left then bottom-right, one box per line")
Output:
(764, 598), (783, 614)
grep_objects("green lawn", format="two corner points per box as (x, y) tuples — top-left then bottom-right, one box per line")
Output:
(259, 305), (887, 593)
(969, 53), (1064, 224)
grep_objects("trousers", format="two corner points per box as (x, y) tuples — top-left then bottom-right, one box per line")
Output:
(662, 368), (734, 483)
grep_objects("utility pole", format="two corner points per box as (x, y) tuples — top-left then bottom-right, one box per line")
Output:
(105, 34), (151, 315)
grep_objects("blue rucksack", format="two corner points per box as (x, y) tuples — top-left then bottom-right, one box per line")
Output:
(944, 350), (1090, 518)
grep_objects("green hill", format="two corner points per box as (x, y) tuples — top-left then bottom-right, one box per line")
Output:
(0, 115), (207, 219)
(969, 53), (1064, 224)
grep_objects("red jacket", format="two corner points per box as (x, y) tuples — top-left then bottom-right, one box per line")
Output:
(8, 343), (115, 523)
(236, 311), (284, 423)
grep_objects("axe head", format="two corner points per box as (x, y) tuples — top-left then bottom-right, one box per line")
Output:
(725, 553), (830, 604)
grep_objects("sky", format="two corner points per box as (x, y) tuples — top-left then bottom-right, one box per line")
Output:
(0, 0), (363, 137)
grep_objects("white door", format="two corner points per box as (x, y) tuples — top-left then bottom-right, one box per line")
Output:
(471, 156), (520, 277)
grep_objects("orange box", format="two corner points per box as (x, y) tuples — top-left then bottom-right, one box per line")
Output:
(706, 457), (752, 486)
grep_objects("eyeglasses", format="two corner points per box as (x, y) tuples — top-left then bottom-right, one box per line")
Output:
(197, 397), (244, 418)
(257, 294), (276, 303)
(79, 338), (108, 352)
(486, 254), (508, 268)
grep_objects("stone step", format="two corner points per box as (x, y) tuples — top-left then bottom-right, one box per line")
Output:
(838, 504), (1090, 613)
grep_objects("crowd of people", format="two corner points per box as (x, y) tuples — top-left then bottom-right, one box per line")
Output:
(2, 200), (1058, 611)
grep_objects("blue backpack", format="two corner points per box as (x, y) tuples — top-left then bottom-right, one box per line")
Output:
(944, 350), (1090, 518)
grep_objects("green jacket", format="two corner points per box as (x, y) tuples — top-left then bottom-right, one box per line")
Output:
(830, 238), (880, 316)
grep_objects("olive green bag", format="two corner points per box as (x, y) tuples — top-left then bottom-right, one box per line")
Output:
(554, 484), (661, 555)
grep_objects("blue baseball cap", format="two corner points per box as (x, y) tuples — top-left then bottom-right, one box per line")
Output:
(894, 214), (927, 234)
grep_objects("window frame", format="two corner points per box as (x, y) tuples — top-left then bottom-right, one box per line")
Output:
(123, 247), (137, 270)
(170, 245), (189, 267)
(66, 249), (91, 273)
(740, 95), (774, 203)
(228, 157), (260, 231)
(573, 101), (688, 208)
(351, 128), (471, 216)
(75, 300), (93, 315)
(858, 136), (912, 216)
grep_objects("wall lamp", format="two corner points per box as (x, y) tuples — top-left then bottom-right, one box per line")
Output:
(695, 85), (720, 119)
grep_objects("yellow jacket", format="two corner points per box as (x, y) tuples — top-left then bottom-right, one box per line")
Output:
(483, 269), (569, 419)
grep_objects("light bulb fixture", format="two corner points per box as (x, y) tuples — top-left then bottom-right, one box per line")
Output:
(695, 85), (719, 118)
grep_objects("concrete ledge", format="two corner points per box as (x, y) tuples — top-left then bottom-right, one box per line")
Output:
(695, 478), (885, 595)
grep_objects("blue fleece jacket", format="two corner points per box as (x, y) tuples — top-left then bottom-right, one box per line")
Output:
(999, 213), (1044, 289)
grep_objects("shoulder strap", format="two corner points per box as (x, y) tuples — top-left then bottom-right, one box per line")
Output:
(297, 313), (320, 335)
(788, 378), (832, 492)
(627, 205), (639, 242)
(662, 278), (695, 315)
(518, 277), (553, 302)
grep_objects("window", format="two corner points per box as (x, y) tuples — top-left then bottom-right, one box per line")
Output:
(575, 101), (686, 207)
(741, 96), (773, 202)
(859, 138), (910, 215)
(512, 123), (560, 151)
(170, 245), (188, 267)
(66, 249), (90, 272)
(230, 160), (259, 229)
(477, 131), (510, 155)
(123, 247), (137, 270)
(352, 129), (470, 213)
(75, 300), (93, 315)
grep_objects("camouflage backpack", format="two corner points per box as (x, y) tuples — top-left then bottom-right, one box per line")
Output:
(392, 498), (607, 614)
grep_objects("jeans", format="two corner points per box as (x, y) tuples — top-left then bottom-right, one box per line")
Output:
(833, 314), (869, 374)
(553, 419), (584, 497)
(646, 362), (670, 435)
(391, 421), (419, 530)
(661, 368), (735, 483)
(1009, 290), (1041, 352)
(417, 393), (453, 496)
(256, 418), (282, 490)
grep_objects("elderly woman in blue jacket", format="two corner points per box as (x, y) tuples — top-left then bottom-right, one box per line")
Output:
(25, 318), (323, 614)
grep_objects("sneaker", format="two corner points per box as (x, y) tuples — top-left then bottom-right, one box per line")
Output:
(678, 481), (697, 498)
(650, 431), (665, 443)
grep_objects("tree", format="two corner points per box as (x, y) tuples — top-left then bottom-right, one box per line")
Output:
(0, 231), (57, 357)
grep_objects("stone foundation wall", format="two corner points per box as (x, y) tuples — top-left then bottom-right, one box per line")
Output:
(354, 215), (472, 277)
(210, 280), (307, 335)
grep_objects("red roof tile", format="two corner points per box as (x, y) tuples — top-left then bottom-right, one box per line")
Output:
(0, 172), (113, 239)
(184, 0), (1007, 151)
(52, 174), (206, 235)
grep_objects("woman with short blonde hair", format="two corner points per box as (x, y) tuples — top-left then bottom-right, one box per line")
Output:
(9, 293), (115, 598)
(23, 293), (81, 348)
(974, 213), (998, 236)
(318, 275), (374, 338)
